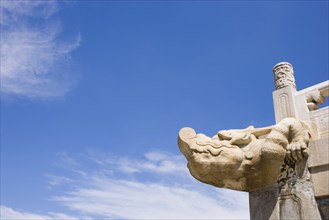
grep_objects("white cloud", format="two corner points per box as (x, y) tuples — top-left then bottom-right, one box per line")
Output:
(0, 205), (79, 220)
(115, 151), (188, 174)
(0, 0), (80, 99)
(53, 177), (249, 219)
(44, 174), (74, 187)
(2, 150), (249, 219)
(49, 150), (249, 219)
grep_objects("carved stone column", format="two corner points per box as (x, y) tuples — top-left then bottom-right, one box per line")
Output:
(272, 62), (298, 122)
(249, 62), (323, 220)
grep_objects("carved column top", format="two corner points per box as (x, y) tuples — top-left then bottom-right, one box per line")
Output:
(273, 62), (296, 90)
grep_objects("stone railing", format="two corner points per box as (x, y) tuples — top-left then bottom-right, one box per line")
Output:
(272, 62), (328, 218)
(296, 80), (329, 138)
(273, 62), (328, 138)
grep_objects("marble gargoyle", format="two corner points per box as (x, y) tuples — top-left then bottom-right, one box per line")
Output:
(178, 118), (312, 191)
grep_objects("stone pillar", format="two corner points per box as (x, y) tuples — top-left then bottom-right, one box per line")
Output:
(272, 62), (298, 122)
(249, 62), (325, 220)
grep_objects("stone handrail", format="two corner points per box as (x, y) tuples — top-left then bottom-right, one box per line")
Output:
(297, 80), (329, 111)
(272, 64), (328, 138)
(293, 80), (329, 138)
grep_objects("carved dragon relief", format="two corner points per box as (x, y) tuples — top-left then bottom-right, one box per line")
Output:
(178, 118), (312, 191)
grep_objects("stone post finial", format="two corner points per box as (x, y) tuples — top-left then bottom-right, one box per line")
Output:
(273, 62), (296, 90)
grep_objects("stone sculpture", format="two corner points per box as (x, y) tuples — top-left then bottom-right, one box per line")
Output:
(178, 62), (328, 219)
(178, 117), (311, 191)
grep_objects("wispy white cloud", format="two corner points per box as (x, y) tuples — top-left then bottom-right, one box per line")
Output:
(0, 205), (79, 220)
(1, 150), (249, 219)
(53, 177), (249, 219)
(44, 174), (74, 187)
(48, 150), (249, 219)
(115, 151), (188, 175)
(0, 0), (80, 99)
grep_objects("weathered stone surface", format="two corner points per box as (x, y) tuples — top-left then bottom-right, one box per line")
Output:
(249, 167), (322, 220)
(249, 186), (279, 219)
(178, 118), (310, 191)
(317, 197), (329, 220)
(309, 138), (329, 168)
(311, 166), (329, 198)
(308, 138), (329, 198)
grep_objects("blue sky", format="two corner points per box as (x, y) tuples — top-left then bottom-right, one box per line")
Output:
(1, 1), (328, 219)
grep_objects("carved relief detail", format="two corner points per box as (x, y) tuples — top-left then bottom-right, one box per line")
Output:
(273, 62), (296, 90)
